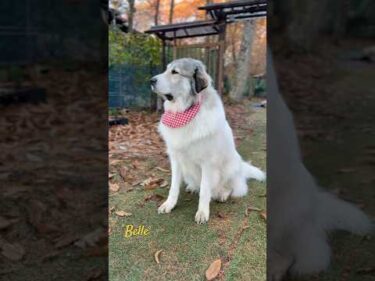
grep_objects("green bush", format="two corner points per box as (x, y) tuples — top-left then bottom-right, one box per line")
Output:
(109, 27), (162, 67)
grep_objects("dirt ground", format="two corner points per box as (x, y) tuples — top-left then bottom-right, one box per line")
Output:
(108, 98), (267, 281)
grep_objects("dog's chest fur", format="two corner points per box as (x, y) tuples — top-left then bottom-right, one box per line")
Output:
(158, 90), (225, 153)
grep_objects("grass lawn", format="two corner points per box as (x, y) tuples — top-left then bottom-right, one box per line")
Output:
(109, 100), (266, 281)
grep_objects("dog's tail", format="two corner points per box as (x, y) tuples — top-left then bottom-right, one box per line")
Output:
(317, 191), (373, 234)
(242, 161), (266, 182)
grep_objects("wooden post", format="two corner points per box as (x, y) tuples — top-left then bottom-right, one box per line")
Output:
(173, 35), (177, 59)
(157, 40), (167, 111)
(216, 22), (226, 95)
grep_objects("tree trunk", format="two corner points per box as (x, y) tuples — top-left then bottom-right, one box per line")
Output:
(169, 0), (175, 24)
(154, 0), (160, 25)
(229, 20), (255, 101)
(285, 0), (328, 51)
(127, 0), (135, 32)
(332, 0), (348, 41)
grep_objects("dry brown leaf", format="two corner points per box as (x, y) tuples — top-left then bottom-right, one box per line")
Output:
(75, 227), (105, 249)
(248, 206), (262, 212)
(144, 194), (165, 203)
(109, 182), (120, 192)
(260, 211), (267, 221)
(154, 249), (163, 264)
(119, 167), (128, 181)
(337, 168), (356, 173)
(85, 268), (103, 280)
(54, 233), (80, 248)
(115, 211), (132, 217)
(205, 259), (222, 281)
(160, 180), (169, 188)
(0, 240), (25, 261)
(0, 216), (16, 230)
(155, 167), (169, 173)
(141, 177), (164, 190)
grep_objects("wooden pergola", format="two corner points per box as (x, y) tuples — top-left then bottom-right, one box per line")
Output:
(146, 0), (267, 98)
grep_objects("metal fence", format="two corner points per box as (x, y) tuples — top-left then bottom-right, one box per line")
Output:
(0, 0), (104, 65)
(108, 44), (218, 109)
(174, 45), (218, 87)
(109, 64), (161, 108)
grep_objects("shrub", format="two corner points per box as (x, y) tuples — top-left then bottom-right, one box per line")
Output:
(109, 27), (162, 67)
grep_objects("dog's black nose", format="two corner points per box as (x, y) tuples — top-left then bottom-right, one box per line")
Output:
(150, 78), (157, 86)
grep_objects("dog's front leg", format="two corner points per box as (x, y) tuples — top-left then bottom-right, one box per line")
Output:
(158, 157), (182, 214)
(195, 165), (217, 224)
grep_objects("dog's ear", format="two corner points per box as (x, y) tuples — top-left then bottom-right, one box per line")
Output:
(192, 65), (208, 94)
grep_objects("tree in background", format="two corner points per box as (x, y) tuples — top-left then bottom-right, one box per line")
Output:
(169, 0), (175, 23)
(127, 0), (136, 32)
(229, 20), (255, 101)
(154, 0), (161, 25)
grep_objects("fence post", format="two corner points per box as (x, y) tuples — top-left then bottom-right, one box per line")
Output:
(216, 22), (226, 95)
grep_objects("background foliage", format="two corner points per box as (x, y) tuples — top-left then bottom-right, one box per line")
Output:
(109, 26), (161, 67)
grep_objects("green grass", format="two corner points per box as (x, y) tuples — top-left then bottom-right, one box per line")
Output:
(109, 104), (266, 281)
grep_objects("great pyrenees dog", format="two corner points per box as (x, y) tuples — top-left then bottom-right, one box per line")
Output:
(150, 58), (265, 224)
(267, 52), (372, 280)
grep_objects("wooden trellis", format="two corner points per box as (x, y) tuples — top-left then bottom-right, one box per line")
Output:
(146, 0), (267, 109)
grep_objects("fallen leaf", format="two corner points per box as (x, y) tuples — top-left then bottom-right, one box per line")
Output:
(357, 267), (375, 274)
(0, 216), (16, 230)
(144, 194), (165, 203)
(160, 180), (168, 188)
(115, 211), (132, 217)
(154, 249), (163, 264)
(85, 268), (103, 280)
(109, 182), (120, 192)
(75, 227), (105, 249)
(260, 211), (267, 221)
(54, 233), (80, 248)
(0, 239), (25, 261)
(155, 167), (169, 173)
(247, 206), (262, 212)
(337, 168), (356, 173)
(141, 177), (164, 190)
(42, 250), (60, 261)
(119, 167), (128, 181)
(216, 212), (225, 219)
(132, 180), (143, 187)
(205, 259), (222, 281)
(108, 173), (115, 179)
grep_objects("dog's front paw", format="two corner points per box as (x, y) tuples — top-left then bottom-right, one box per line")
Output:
(195, 209), (209, 224)
(158, 200), (176, 214)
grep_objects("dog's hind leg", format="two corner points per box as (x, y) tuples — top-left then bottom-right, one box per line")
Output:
(184, 175), (200, 194)
(230, 176), (248, 198)
(212, 185), (231, 202)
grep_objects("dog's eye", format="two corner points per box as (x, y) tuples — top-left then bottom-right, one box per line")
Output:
(171, 69), (179, 75)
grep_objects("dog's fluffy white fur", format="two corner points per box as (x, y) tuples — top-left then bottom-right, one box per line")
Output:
(151, 58), (265, 224)
(267, 53), (373, 280)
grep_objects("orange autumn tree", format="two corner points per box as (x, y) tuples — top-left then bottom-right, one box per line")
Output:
(134, 0), (221, 32)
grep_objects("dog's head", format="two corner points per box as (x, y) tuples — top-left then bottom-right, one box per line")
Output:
(150, 58), (211, 110)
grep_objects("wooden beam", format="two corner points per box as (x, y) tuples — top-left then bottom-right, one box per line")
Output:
(216, 23), (226, 94)
(174, 42), (219, 49)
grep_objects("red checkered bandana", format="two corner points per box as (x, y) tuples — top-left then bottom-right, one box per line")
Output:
(161, 95), (202, 128)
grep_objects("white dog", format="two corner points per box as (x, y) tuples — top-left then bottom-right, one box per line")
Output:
(150, 58), (265, 224)
(267, 52), (373, 280)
